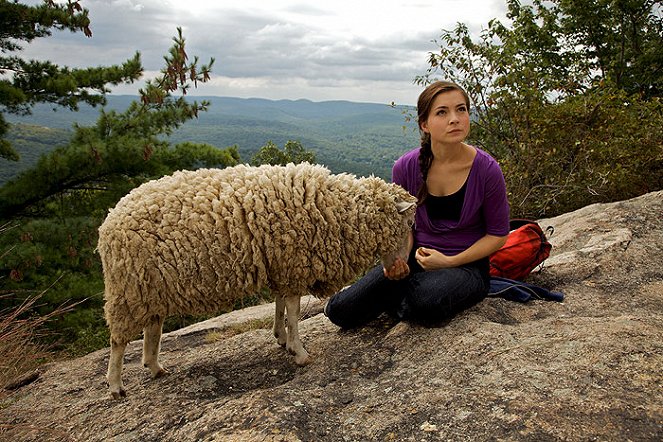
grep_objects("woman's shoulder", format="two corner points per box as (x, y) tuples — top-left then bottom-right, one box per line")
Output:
(470, 146), (506, 188)
(395, 147), (421, 165)
(392, 147), (421, 188)
(393, 147), (421, 173)
(471, 146), (502, 172)
(471, 145), (498, 163)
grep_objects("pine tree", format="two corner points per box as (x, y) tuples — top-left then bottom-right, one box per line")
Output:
(0, 2), (227, 218)
(0, 0), (143, 161)
(0, 26), (232, 219)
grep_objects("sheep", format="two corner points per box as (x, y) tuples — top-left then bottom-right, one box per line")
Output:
(98, 162), (416, 399)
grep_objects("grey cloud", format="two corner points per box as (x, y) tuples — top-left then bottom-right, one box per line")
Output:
(16, 0), (503, 102)
(281, 3), (331, 16)
(194, 17), (438, 81)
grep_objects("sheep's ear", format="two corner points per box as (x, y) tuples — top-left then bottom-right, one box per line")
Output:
(395, 200), (415, 213)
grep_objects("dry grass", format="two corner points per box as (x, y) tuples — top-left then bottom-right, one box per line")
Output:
(0, 281), (76, 394)
(0, 221), (76, 394)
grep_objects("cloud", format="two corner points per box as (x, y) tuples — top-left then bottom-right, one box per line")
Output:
(17, 0), (508, 104)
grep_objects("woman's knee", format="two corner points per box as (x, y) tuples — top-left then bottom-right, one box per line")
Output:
(324, 267), (404, 328)
(323, 290), (352, 327)
(405, 268), (488, 320)
(324, 284), (380, 329)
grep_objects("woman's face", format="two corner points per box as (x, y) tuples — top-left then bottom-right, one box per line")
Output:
(420, 89), (470, 146)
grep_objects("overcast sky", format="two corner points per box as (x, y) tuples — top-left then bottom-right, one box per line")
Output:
(21, 0), (508, 105)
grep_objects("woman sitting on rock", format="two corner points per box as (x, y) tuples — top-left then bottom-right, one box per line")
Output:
(325, 80), (510, 326)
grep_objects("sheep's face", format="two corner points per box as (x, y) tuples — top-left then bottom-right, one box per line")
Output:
(378, 184), (416, 268)
(380, 225), (412, 269)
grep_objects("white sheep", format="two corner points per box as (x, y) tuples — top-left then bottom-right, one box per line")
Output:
(98, 162), (416, 399)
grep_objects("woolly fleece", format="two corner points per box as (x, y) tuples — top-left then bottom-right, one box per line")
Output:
(98, 162), (416, 397)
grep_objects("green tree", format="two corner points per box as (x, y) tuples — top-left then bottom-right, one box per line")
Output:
(0, 27), (232, 219)
(418, 0), (663, 217)
(250, 140), (316, 166)
(556, 0), (663, 98)
(0, 0), (142, 161)
(0, 16), (238, 355)
(419, 0), (662, 104)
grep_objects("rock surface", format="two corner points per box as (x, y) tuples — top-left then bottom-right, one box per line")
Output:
(1, 191), (662, 442)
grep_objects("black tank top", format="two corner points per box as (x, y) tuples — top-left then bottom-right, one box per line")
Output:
(425, 180), (467, 221)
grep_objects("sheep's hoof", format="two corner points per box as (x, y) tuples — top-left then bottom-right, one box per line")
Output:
(274, 331), (287, 347)
(110, 388), (126, 400)
(153, 368), (168, 379)
(294, 353), (311, 366)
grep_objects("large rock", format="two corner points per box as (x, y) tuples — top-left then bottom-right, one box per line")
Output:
(2, 191), (662, 441)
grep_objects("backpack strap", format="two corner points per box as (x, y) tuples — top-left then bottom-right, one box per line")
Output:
(545, 225), (555, 237)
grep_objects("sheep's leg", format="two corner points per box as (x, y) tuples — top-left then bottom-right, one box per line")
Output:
(107, 337), (127, 400)
(142, 315), (167, 379)
(284, 296), (310, 365)
(273, 295), (287, 347)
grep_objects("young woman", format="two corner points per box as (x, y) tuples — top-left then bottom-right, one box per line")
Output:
(325, 81), (510, 327)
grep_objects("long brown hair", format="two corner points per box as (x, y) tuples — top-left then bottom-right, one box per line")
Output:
(416, 81), (471, 205)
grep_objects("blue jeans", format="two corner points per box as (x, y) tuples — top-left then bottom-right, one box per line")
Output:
(325, 256), (490, 328)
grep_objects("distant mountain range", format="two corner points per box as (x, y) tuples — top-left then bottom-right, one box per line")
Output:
(3, 96), (421, 184)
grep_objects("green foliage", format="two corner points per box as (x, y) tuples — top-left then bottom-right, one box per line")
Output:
(0, 21), (238, 356)
(0, 26), (230, 219)
(250, 140), (316, 166)
(500, 89), (663, 216)
(0, 0), (143, 160)
(555, 0), (663, 98)
(0, 118), (18, 161)
(161, 141), (240, 171)
(0, 216), (104, 353)
(418, 0), (663, 217)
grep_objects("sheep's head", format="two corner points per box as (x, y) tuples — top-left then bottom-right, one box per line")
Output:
(374, 182), (416, 269)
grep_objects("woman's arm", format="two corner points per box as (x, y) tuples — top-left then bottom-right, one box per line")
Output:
(415, 234), (507, 271)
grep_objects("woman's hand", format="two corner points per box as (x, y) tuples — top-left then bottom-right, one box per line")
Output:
(383, 256), (410, 280)
(414, 234), (508, 271)
(415, 247), (455, 270)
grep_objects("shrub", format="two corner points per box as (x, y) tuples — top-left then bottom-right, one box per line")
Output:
(493, 89), (663, 217)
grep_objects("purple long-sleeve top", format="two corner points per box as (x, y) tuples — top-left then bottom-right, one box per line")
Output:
(392, 146), (510, 256)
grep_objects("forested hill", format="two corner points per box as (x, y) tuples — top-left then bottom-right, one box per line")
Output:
(2, 96), (420, 185)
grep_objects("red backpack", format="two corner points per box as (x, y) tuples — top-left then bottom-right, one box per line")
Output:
(489, 219), (553, 281)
